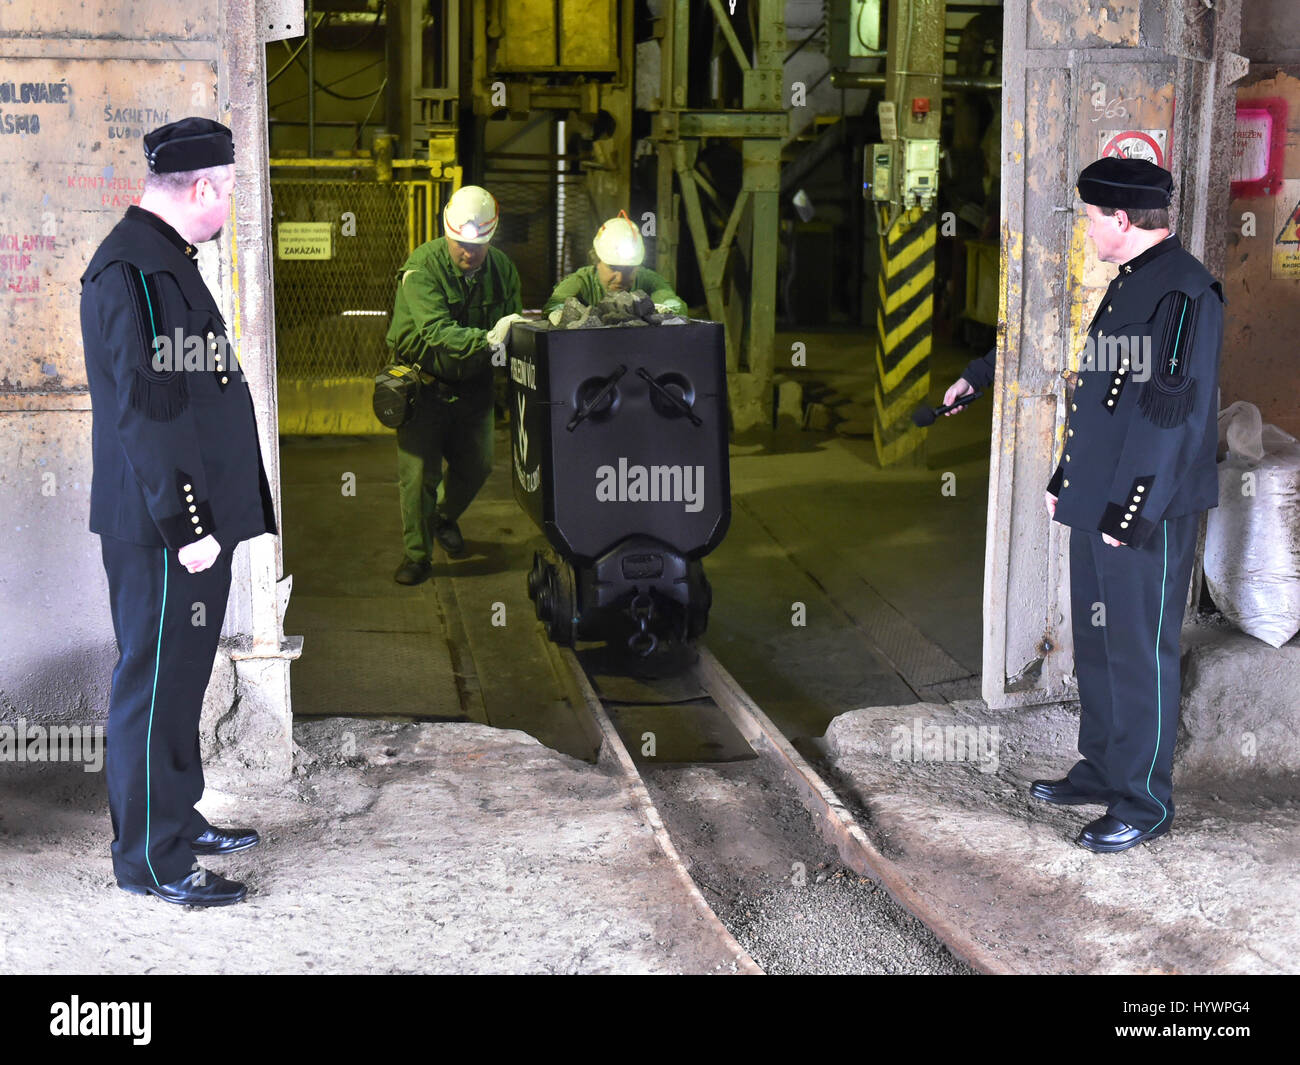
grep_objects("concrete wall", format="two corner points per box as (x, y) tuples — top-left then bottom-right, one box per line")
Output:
(0, 4), (222, 726)
(0, 3), (294, 780)
(1223, 68), (1300, 438)
(1240, 0), (1300, 65)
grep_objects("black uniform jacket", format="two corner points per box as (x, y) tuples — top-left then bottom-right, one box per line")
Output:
(1046, 234), (1224, 548)
(80, 206), (277, 552)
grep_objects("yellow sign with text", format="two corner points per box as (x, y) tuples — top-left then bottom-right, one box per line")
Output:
(1274, 180), (1300, 280)
(277, 221), (333, 260)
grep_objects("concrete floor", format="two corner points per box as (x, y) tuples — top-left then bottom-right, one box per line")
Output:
(821, 700), (1300, 974)
(6, 331), (1294, 973)
(0, 719), (748, 974)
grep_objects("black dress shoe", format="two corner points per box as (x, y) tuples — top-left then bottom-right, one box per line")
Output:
(394, 556), (432, 585)
(1076, 814), (1171, 853)
(191, 826), (260, 856)
(1030, 778), (1111, 805)
(118, 869), (247, 906)
(434, 519), (465, 557)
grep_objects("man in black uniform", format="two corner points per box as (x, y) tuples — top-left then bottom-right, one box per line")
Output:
(81, 118), (277, 905)
(945, 158), (1224, 853)
(1041, 158), (1224, 852)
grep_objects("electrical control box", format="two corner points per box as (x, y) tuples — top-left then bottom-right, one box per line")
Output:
(903, 138), (940, 208)
(864, 142), (894, 202)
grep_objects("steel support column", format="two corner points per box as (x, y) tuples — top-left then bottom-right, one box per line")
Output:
(871, 0), (945, 466)
(651, 0), (787, 430)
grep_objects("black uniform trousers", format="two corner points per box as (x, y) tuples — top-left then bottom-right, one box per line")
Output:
(100, 534), (232, 886)
(1065, 512), (1199, 832)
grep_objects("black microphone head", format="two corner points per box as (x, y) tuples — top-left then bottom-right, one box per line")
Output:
(912, 404), (937, 427)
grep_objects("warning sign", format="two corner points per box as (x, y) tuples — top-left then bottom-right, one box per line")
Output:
(1273, 179), (1300, 280)
(1098, 129), (1168, 167)
(277, 221), (333, 260)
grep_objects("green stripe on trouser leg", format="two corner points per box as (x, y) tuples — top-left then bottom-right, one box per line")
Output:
(1065, 513), (1199, 832)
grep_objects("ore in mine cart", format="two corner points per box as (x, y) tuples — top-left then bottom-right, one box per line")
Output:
(507, 297), (730, 655)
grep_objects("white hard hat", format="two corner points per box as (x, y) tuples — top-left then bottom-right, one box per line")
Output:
(593, 210), (644, 267)
(444, 185), (499, 245)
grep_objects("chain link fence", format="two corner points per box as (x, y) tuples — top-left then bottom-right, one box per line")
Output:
(270, 179), (434, 382)
(484, 170), (595, 308)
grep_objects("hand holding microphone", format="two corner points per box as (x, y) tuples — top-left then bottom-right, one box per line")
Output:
(912, 379), (983, 427)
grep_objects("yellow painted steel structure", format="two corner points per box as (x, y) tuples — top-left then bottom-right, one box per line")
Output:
(872, 204), (937, 466)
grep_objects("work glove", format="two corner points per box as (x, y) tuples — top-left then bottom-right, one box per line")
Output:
(486, 313), (524, 347)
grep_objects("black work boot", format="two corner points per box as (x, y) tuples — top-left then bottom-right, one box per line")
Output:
(434, 519), (466, 557)
(394, 556), (432, 585)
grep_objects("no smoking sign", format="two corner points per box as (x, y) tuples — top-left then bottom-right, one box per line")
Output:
(1098, 129), (1168, 166)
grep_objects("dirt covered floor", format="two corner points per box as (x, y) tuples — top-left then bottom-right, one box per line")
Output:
(0, 718), (750, 974)
(818, 701), (1300, 974)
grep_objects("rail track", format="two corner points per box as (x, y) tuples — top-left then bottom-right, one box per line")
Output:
(543, 638), (1009, 975)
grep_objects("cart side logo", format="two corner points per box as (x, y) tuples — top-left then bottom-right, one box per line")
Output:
(596, 457), (704, 512)
(509, 355), (536, 390)
(513, 391), (539, 494)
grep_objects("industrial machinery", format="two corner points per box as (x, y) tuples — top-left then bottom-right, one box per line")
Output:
(508, 319), (730, 655)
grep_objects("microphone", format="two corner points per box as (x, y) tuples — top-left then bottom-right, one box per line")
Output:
(912, 389), (983, 427)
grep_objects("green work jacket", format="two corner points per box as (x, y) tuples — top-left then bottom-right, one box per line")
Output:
(386, 237), (522, 383)
(542, 265), (686, 316)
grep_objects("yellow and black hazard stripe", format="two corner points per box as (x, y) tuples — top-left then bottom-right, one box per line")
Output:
(873, 206), (936, 465)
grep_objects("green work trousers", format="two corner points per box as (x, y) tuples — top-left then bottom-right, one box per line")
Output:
(396, 374), (494, 564)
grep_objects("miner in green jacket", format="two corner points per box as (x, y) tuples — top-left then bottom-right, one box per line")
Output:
(386, 184), (523, 585)
(543, 211), (686, 321)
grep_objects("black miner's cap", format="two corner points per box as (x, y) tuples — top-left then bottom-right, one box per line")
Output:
(143, 117), (235, 174)
(1077, 157), (1173, 210)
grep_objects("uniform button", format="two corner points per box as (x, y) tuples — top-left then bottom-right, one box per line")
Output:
(189, 505), (196, 513)
(1137, 485), (1146, 493)
(1068, 429), (1074, 436)
(1108, 304), (1114, 312)
(195, 527), (203, 535)
(191, 515), (200, 523)
(1071, 403), (1077, 412)
(220, 376), (229, 383)
(1128, 504), (1137, 512)
(1107, 400), (1114, 407)
(1065, 454), (1071, 462)
(1063, 479), (1070, 488)
(185, 493), (194, 502)
(1111, 387), (1119, 395)
(1120, 520), (1129, 529)
(183, 483), (192, 491)
(1132, 494), (1140, 502)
